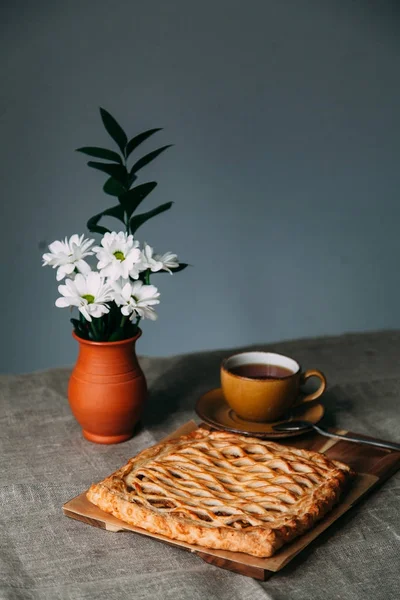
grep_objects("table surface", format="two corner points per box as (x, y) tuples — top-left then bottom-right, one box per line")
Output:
(1, 331), (400, 600)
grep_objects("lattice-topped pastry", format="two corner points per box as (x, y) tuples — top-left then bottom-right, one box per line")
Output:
(87, 428), (354, 557)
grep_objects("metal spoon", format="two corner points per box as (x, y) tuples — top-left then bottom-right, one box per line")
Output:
(273, 420), (400, 452)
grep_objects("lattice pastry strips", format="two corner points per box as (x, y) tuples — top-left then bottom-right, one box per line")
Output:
(87, 428), (354, 557)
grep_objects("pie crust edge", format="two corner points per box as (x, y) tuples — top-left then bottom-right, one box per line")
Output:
(86, 429), (354, 558)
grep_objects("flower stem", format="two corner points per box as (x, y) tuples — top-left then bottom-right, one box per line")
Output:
(90, 318), (101, 341)
(144, 269), (151, 285)
(123, 156), (130, 235)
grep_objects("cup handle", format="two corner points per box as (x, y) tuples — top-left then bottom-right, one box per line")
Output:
(294, 369), (327, 405)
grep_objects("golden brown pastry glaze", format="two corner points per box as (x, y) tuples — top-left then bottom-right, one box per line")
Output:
(87, 428), (355, 557)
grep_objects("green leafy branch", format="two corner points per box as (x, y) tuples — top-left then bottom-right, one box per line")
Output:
(76, 108), (184, 266)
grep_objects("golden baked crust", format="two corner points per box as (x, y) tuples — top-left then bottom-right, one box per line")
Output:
(87, 428), (355, 557)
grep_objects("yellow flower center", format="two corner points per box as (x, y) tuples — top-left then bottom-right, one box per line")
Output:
(114, 250), (125, 261)
(82, 294), (95, 304)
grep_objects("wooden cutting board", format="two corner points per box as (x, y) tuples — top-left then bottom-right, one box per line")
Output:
(63, 421), (400, 580)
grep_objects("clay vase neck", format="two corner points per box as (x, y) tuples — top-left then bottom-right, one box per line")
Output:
(68, 329), (147, 444)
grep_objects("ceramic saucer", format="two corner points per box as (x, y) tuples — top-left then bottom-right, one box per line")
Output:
(195, 388), (324, 439)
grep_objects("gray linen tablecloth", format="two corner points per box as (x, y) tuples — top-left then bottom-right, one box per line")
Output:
(1, 331), (400, 600)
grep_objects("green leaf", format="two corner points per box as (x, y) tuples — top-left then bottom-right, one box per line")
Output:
(87, 204), (125, 234)
(119, 182), (157, 219)
(87, 161), (128, 185)
(108, 321), (138, 341)
(102, 204), (126, 222)
(70, 318), (90, 340)
(99, 107), (128, 154)
(103, 177), (127, 196)
(76, 146), (123, 164)
(87, 224), (110, 235)
(130, 145), (172, 176)
(108, 330), (122, 342)
(125, 128), (162, 158)
(129, 201), (173, 235)
(108, 328), (127, 342)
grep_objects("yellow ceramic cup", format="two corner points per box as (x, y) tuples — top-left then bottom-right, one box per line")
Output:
(221, 351), (326, 423)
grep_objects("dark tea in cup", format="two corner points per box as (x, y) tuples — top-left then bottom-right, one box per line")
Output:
(228, 363), (294, 380)
(221, 351), (326, 422)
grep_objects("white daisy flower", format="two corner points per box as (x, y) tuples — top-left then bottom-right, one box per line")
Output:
(55, 272), (114, 322)
(93, 231), (143, 280)
(112, 279), (160, 321)
(42, 234), (94, 281)
(141, 242), (179, 274)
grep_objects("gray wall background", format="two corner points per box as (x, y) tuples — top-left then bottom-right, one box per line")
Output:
(1, 1), (399, 374)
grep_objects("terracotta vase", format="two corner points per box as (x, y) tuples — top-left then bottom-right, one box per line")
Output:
(68, 330), (147, 444)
